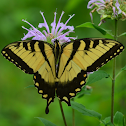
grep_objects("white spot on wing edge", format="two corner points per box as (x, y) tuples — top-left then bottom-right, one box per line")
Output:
(48, 97), (52, 104)
(80, 80), (85, 85)
(35, 82), (39, 87)
(39, 90), (43, 94)
(75, 88), (81, 92)
(120, 46), (123, 49)
(63, 96), (69, 102)
(69, 93), (75, 96)
(2, 51), (6, 54)
(43, 94), (48, 98)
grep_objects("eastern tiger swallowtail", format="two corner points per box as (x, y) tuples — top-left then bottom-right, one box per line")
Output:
(1, 38), (124, 114)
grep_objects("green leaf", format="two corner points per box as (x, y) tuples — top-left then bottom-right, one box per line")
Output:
(115, 65), (126, 78)
(106, 122), (115, 126)
(102, 29), (113, 37)
(86, 70), (110, 85)
(102, 116), (110, 124)
(76, 22), (113, 38)
(36, 117), (57, 126)
(121, 65), (126, 71)
(114, 111), (125, 126)
(101, 117), (114, 126)
(71, 101), (102, 120)
(75, 86), (92, 99)
(25, 85), (35, 89)
(76, 22), (106, 35)
(116, 65), (126, 78)
(118, 32), (126, 37)
(100, 14), (111, 21)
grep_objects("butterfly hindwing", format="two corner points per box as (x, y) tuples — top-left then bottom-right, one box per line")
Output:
(34, 71), (55, 114)
(33, 42), (56, 114)
(56, 38), (124, 105)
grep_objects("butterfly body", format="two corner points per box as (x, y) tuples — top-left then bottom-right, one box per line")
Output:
(54, 40), (61, 63)
(1, 38), (124, 114)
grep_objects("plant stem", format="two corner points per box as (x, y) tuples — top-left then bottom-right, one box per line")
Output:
(111, 19), (118, 123)
(59, 100), (67, 126)
(111, 58), (116, 124)
(71, 98), (75, 126)
(72, 108), (75, 126)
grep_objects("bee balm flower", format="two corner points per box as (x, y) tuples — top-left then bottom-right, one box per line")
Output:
(87, 0), (126, 25)
(22, 11), (76, 44)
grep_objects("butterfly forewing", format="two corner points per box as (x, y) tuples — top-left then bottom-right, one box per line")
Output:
(81, 38), (124, 71)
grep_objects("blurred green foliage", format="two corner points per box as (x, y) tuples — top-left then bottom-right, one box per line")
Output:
(0, 0), (126, 126)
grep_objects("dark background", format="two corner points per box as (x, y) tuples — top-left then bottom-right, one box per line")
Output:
(0, 0), (126, 126)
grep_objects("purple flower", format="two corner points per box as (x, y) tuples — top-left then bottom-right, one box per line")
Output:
(87, 0), (126, 25)
(22, 11), (76, 44)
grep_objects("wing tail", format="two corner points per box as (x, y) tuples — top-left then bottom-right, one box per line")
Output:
(34, 72), (55, 114)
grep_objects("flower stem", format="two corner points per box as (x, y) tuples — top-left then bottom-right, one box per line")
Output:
(111, 58), (116, 124)
(72, 108), (75, 126)
(59, 100), (67, 126)
(111, 19), (118, 124)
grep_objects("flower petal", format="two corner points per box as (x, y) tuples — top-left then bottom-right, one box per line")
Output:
(87, 0), (105, 9)
(57, 14), (75, 36)
(39, 11), (50, 33)
(115, 0), (121, 14)
(21, 22), (46, 41)
(55, 11), (65, 36)
(51, 12), (57, 35)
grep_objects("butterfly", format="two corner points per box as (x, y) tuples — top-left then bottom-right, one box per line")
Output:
(1, 38), (124, 114)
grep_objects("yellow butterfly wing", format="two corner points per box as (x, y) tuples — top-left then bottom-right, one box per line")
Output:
(1, 40), (56, 114)
(1, 38), (124, 113)
(56, 38), (124, 105)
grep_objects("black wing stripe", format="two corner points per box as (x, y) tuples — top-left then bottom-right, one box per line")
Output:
(30, 41), (36, 52)
(38, 42), (56, 78)
(93, 40), (99, 48)
(84, 39), (91, 50)
(23, 42), (28, 50)
(17, 42), (20, 47)
(39, 42), (52, 68)
(58, 41), (81, 77)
